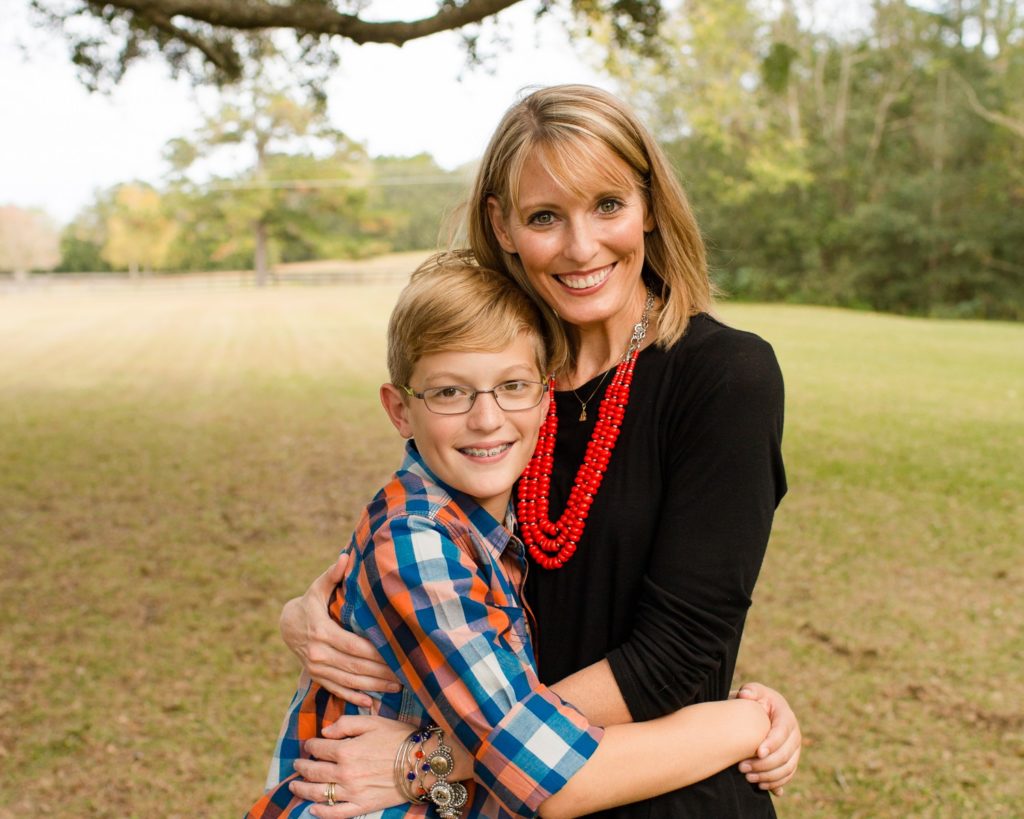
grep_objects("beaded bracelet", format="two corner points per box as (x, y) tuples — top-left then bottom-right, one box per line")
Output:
(394, 729), (429, 804)
(393, 725), (468, 818)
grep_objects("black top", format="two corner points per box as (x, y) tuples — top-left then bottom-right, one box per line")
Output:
(524, 313), (787, 818)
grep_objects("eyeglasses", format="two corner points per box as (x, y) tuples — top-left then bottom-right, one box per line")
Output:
(402, 379), (549, 415)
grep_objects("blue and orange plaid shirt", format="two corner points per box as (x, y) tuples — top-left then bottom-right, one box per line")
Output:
(247, 443), (602, 818)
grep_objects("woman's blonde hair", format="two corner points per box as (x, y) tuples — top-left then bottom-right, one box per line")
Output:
(465, 84), (713, 374)
(387, 251), (548, 388)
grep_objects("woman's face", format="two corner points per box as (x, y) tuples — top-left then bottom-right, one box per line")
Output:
(487, 147), (654, 334)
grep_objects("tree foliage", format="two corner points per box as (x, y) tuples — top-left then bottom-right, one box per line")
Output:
(607, 0), (1024, 319)
(29, 0), (666, 91)
(102, 184), (177, 274)
(0, 206), (61, 275)
(164, 76), (374, 282)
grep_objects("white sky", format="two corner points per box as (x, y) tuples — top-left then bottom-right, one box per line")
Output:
(0, 1), (610, 224)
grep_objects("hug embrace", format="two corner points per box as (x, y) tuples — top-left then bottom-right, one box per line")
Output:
(247, 84), (801, 819)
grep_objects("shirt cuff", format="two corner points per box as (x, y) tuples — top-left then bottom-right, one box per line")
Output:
(473, 687), (603, 816)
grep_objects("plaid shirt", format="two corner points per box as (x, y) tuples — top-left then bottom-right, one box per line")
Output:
(247, 443), (602, 818)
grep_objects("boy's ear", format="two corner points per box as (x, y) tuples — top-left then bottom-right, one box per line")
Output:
(380, 383), (414, 439)
(540, 386), (552, 416)
(486, 196), (517, 254)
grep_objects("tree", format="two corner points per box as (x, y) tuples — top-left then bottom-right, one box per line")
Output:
(0, 206), (60, 277)
(57, 192), (116, 273)
(600, 0), (1024, 318)
(102, 184), (177, 274)
(166, 76), (370, 283)
(28, 0), (667, 90)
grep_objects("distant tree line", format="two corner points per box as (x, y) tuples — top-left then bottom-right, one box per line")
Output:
(42, 79), (473, 280)
(46, 155), (469, 279)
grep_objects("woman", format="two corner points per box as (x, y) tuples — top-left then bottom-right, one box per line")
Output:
(280, 85), (800, 816)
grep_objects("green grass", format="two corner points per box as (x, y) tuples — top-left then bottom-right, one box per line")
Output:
(0, 285), (1021, 817)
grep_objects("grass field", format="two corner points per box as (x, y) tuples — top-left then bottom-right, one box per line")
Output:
(1, 279), (1021, 817)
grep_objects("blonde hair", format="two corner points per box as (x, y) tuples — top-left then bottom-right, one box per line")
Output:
(387, 252), (548, 387)
(465, 84), (713, 374)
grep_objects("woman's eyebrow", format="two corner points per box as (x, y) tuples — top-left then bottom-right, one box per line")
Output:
(519, 183), (634, 210)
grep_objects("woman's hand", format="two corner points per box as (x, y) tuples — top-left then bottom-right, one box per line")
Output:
(280, 554), (400, 708)
(287, 715), (412, 818)
(735, 682), (802, 795)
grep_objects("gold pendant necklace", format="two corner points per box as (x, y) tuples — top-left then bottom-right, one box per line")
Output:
(571, 367), (613, 422)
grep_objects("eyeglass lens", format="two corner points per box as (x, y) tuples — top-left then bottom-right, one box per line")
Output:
(423, 381), (545, 414)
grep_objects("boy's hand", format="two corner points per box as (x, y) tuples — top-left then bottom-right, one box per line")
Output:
(280, 554), (400, 708)
(735, 682), (801, 795)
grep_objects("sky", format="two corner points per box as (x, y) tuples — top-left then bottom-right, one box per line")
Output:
(0, 1), (610, 224)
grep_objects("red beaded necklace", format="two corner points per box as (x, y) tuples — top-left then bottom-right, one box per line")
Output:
(517, 290), (655, 570)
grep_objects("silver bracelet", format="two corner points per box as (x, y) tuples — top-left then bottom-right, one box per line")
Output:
(419, 726), (468, 819)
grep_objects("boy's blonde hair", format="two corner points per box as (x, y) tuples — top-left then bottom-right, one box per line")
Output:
(387, 252), (548, 388)
(465, 84), (714, 374)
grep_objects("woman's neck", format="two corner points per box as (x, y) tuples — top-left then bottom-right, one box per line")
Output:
(564, 286), (658, 388)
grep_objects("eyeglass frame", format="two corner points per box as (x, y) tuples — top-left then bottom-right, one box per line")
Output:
(401, 378), (550, 416)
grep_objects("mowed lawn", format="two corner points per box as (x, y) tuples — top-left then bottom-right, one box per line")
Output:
(0, 282), (1021, 817)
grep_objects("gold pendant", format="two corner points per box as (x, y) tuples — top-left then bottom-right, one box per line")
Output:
(579, 406), (587, 422)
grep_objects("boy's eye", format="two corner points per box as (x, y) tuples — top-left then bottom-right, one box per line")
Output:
(496, 380), (530, 394)
(429, 386), (471, 401)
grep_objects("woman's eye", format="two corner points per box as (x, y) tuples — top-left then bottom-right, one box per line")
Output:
(527, 211), (555, 226)
(498, 380), (528, 394)
(597, 198), (623, 214)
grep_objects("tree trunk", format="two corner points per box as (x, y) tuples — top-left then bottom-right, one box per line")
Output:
(254, 220), (269, 286)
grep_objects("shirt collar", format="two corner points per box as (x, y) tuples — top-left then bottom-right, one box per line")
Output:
(401, 440), (516, 557)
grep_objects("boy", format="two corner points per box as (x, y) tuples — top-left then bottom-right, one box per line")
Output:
(248, 254), (603, 818)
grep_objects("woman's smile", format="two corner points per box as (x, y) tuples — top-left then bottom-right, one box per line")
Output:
(555, 263), (615, 291)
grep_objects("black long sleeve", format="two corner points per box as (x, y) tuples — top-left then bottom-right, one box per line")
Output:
(607, 326), (785, 720)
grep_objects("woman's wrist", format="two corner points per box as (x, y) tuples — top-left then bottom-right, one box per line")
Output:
(393, 725), (468, 817)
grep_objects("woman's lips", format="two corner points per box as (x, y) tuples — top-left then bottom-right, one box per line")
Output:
(555, 263), (614, 291)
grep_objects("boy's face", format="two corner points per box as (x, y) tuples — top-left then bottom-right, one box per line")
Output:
(380, 333), (548, 521)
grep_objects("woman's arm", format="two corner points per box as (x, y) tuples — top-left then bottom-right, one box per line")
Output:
(605, 331), (787, 722)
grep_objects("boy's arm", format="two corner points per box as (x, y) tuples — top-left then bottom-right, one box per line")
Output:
(355, 513), (603, 818)
(538, 699), (769, 818)
(549, 659), (631, 725)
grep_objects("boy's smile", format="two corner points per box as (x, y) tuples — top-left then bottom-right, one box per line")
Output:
(380, 333), (549, 521)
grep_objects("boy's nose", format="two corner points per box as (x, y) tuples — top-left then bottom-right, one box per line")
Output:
(466, 391), (504, 428)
